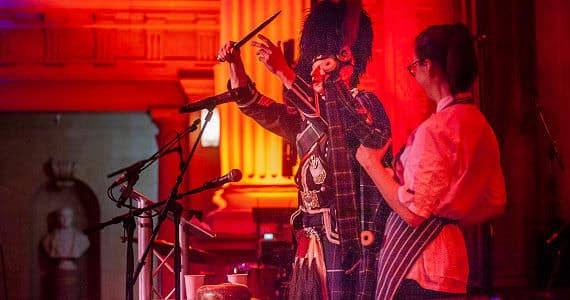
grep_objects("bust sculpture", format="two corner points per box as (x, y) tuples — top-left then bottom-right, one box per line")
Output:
(42, 207), (90, 270)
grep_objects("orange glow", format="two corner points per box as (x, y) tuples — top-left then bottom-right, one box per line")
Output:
(214, 0), (310, 209)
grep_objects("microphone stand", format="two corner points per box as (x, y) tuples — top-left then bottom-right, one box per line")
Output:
(85, 192), (207, 300)
(129, 108), (215, 300)
(107, 119), (200, 208)
(84, 199), (168, 300)
(537, 104), (564, 171)
(536, 104), (566, 294)
(97, 118), (199, 300)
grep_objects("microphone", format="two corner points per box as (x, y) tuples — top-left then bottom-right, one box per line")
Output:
(110, 173), (129, 189)
(179, 86), (251, 113)
(108, 159), (146, 208)
(109, 160), (147, 189)
(116, 174), (139, 208)
(202, 169), (243, 189)
(179, 92), (233, 113)
(177, 169), (242, 198)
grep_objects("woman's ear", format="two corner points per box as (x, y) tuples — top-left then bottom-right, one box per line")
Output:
(424, 58), (434, 76)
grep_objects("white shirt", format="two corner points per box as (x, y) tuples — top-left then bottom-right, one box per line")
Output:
(397, 94), (506, 293)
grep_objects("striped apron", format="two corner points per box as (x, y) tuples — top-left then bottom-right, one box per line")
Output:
(375, 213), (449, 300)
(376, 97), (472, 299)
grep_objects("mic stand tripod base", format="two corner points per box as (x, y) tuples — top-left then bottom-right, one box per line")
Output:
(172, 202), (183, 300)
(124, 216), (136, 300)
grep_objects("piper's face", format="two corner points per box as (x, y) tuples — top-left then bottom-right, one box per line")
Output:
(310, 52), (355, 94)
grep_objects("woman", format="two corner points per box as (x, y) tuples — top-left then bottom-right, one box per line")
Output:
(356, 23), (506, 299)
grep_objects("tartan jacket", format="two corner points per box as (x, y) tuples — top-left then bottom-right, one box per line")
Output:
(235, 76), (392, 298)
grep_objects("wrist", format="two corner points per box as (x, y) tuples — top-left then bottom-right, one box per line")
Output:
(276, 67), (296, 89)
(227, 78), (258, 106)
(229, 60), (244, 69)
(364, 163), (389, 178)
(229, 62), (248, 88)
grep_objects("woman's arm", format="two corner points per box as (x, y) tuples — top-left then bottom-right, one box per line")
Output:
(356, 143), (427, 227)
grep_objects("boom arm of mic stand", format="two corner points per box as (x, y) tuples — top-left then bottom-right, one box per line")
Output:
(84, 200), (168, 234)
(176, 182), (220, 199)
(106, 119), (200, 179)
(129, 109), (215, 300)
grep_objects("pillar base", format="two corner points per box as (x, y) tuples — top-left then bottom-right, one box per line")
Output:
(205, 183), (297, 237)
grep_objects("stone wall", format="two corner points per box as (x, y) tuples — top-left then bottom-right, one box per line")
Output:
(0, 113), (158, 300)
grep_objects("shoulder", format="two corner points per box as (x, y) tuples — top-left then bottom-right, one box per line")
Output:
(439, 105), (492, 138)
(353, 89), (387, 112)
(415, 114), (452, 146)
(422, 105), (495, 148)
(354, 89), (380, 103)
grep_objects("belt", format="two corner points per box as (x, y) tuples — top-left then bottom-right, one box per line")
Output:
(300, 190), (321, 209)
(293, 207), (340, 244)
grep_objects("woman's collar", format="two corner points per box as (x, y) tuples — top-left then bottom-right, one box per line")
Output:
(436, 92), (473, 112)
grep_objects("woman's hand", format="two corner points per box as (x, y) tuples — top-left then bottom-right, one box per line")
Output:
(252, 34), (296, 88)
(356, 139), (392, 172)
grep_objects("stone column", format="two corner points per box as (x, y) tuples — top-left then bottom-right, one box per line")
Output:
(209, 0), (311, 236)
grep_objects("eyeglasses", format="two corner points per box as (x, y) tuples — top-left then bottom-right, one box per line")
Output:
(407, 59), (421, 77)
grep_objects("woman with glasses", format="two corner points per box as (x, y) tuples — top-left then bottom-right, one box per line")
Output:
(356, 23), (506, 299)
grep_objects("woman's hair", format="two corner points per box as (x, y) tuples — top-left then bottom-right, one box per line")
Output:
(295, 0), (373, 87)
(415, 23), (477, 93)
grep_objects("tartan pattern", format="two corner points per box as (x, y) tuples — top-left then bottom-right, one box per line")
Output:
(353, 91), (392, 299)
(237, 78), (392, 299)
(323, 80), (360, 253)
(376, 212), (448, 300)
(321, 232), (357, 300)
(296, 122), (326, 159)
(289, 230), (329, 300)
(356, 167), (391, 298)
(327, 80), (389, 148)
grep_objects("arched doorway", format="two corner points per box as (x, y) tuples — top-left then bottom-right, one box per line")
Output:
(31, 160), (101, 300)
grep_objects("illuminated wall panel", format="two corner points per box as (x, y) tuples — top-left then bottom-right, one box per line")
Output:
(214, 0), (310, 210)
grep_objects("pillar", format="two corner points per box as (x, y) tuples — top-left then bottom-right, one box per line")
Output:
(209, 0), (311, 236)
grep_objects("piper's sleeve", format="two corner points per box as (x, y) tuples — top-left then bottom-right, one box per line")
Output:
(352, 91), (392, 151)
(324, 80), (391, 149)
(235, 79), (301, 143)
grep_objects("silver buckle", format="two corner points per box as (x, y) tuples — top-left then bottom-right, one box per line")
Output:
(300, 190), (320, 209)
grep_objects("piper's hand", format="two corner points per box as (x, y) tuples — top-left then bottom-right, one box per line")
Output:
(356, 139), (392, 171)
(252, 34), (290, 75)
(217, 41), (241, 64)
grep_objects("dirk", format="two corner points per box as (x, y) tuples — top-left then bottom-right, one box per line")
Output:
(217, 10), (281, 61)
